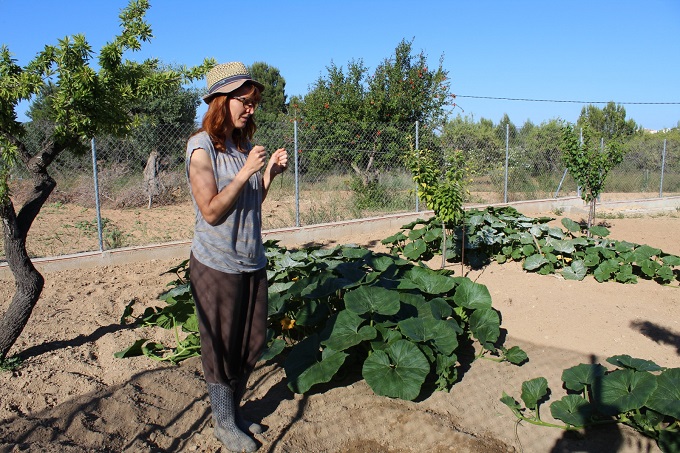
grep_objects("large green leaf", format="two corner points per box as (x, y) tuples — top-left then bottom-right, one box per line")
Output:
(562, 363), (607, 392)
(260, 338), (285, 361)
(341, 246), (372, 260)
(503, 346), (528, 365)
(594, 260), (618, 282)
(397, 317), (459, 356)
(295, 300), (331, 327)
(550, 238), (576, 254)
(469, 308), (500, 347)
(606, 355), (664, 372)
(290, 348), (349, 394)
(114, 338), (148, 358)
(588, 225), (610, 237)
(597, 369), (658, 415)
(403, 238), (428, 260)
(362, 339), (430, 400)
(429, 297), (453, 320)
(614, 263), (637, 283)
(640, 259), (661, 278)
(615, 241), (636, 253)
(344, 286), (401, 316)
(366, 253), (406, 272)
(561, 218), (581, 233)
(452, 278), (492, 310)
(550, 394), (593, 427)
(267, 292), (287, 317)
(284, 334), (349, 394)
(501, 392), (522, 412)
(661, 254), (680, 266)
(633, 245), (662, 263)
(300, 272), (351, 299)
(657, 265), (675, 283)
(159, 283), (191, 303)
(562, 260), (587, 281)
(521, 377), (549, 410)
(322, 311), (377, 351)
(401, 266), (456, 294)
(524, 254), (548, 271)
(646, 368), (680, 419)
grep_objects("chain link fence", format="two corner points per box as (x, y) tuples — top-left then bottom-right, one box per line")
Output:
(6, 120), (679, 259)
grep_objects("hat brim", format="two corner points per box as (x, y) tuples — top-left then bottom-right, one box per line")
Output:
(203, 79), (265, 104)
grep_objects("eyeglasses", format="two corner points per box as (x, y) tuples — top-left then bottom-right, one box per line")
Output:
(232, 96), (259, 111)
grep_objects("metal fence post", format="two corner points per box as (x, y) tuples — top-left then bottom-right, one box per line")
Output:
(294, 120), (300, 227)
(415, 120), (419, 212)
(577, 127), (583, 197)
(504, 123), (509, 203)
(660, 138), (667, 198)
(91, 137), (104, 252)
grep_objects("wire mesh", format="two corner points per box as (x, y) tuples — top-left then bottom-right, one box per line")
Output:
(5, 120), (678, 258)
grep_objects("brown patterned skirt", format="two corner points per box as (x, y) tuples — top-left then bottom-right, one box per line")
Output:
(189, 253), (268, 389)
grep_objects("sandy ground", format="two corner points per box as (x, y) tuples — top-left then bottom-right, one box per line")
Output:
(0, 207), (679, 452)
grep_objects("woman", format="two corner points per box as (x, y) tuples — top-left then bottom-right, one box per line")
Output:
(186, 61), (287, 452)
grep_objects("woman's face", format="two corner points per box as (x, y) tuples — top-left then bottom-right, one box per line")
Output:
(228, 85), (259, 130)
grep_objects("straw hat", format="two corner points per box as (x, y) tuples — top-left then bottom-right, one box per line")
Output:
(203, 62), (264, 103)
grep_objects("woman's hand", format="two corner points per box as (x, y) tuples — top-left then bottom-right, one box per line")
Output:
(244, 145), (267, 177)
(266, 148), (288, 177)
(262, 147), (288, 203)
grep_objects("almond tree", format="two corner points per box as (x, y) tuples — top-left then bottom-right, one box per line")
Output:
(561, 124), (624, 232)
(0, 0), (214, 361)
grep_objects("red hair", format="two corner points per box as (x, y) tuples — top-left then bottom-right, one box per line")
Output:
(195, 84), (261, 151)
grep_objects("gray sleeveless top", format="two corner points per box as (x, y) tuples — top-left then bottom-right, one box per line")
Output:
(185, 131), (266, 273)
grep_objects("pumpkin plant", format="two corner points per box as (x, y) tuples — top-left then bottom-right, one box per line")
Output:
(501, 355), (680, 453)
(118, 240), (527, 400)
(382, 206), (680, 286)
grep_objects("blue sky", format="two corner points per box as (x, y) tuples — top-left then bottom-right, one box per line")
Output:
(2, 0), (679, 130)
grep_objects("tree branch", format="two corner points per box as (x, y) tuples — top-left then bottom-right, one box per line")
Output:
(2, 132), (61, 237)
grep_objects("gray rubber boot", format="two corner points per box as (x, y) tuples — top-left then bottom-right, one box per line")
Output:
(234, 377), (263, 434)
(207, 383), (257, 452)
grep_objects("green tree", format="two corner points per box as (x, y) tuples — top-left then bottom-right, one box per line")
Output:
(440, 115), (503, 170)
(298, 38), (453, 181)
(248, 62), (287, 124)
(406, 146), (469, 270)
(366, 38), (450, 125)
(577, 101), (640, 141)
(520, 119), (565, 175)
(561, 124), (624, 231)
(0, 0), (213, 361)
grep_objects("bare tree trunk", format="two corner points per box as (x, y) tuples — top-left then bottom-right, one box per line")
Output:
(0, 198), (44, 360)
(586, 198), (597, 237)
(350, 151), (378, 187)
(143, 150), (161, 209)
(441, 226), (446, 270)
(0, 135), (60, 360)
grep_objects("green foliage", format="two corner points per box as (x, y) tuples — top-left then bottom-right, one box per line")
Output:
(562, 124), (625, 204)
(440, 116), (503, 172)
(501, 356), (680, 453)
(119, 240), (526, 400)
(381, 207), (680, 286)
(348, 175), (390, 210)
(577, 101), (640, 141)
(0, 0), (214, 203)
(0, 355), (22, 372)
(116, 259), (199, 364)
(249, 62), (287, 124)
(406, 146), (468, 225)
(561, 124), (625, 229)
(295, 39), (452, 176)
